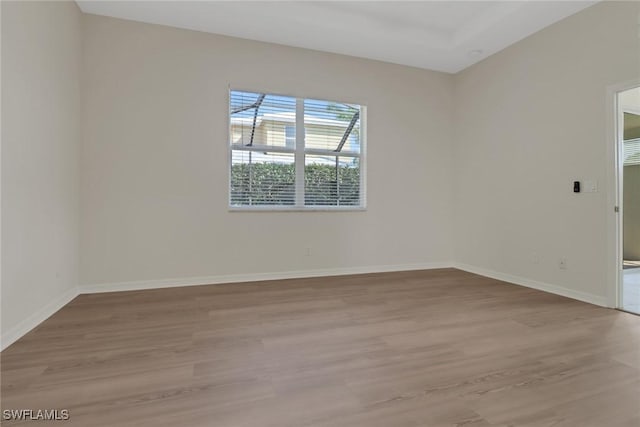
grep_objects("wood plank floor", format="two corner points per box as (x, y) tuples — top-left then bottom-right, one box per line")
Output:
(2, 268), (640, 426)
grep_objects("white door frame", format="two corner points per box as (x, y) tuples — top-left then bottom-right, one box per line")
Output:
(606, 80), (640, 309)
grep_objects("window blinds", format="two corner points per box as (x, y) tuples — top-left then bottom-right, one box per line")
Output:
(624, 138), (640, 166)
(229, 90), (364, 209)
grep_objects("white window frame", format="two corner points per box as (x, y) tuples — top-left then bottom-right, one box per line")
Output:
(228, 89), (367, 211)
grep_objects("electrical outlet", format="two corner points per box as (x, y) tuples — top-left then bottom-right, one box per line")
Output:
(559, 258), (567, 270)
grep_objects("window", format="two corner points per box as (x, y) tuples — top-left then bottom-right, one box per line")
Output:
(624, 138), (640, 165)
(229, 90), (365, 209)
(285, 126), (295, 149)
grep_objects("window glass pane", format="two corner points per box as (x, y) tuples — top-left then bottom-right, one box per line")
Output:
(230, 91), (296, 150)
(338, 157), (361, 206)
(229, 90), (364, 209)
(624, 138), (640, 165)
(305, 155), (360, 206)
(285, 126), (295, 149)
(231, 151), (295, 206)
(304, 99), (360, 154)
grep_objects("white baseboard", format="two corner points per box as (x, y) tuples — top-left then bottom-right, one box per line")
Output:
(1, 286), (79, 351)
(80, 262), (454, 294)
(454, 262), (609, 307)
(2, 261), (609, 351)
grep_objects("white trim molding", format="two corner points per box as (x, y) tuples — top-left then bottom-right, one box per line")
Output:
(454, 262), (609, 307)
(1, 287), (79, 351)
(3, 261), (615, 352)
(606, 78), (640, 309)
(80, 262), (453, 294)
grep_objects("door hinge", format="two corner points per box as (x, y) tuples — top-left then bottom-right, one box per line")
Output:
(615, 206), (619, 213)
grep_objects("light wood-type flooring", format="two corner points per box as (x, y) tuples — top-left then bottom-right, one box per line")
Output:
(2, 268), (640, 426)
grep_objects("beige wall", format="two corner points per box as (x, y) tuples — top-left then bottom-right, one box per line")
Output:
(1, 1), (82, 342)
(80, 14), (454, 287)
(453, 1), (640, 301)
(4, 1), (638, 345)
(620, 87), (640, 111)
(624, 165), (640, 260)
(624, 113), (640, 141)
(621, 90), (640, 139)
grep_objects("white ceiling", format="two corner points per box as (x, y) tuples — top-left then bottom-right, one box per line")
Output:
(76, 1), (598, 74)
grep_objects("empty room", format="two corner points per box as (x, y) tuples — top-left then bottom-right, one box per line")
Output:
(1, 0), (640, 425)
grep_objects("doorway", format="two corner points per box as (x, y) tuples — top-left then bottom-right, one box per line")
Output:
(618, 86), (640, 314)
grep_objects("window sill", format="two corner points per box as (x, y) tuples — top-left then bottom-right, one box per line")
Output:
(228, 206), (367, 212)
